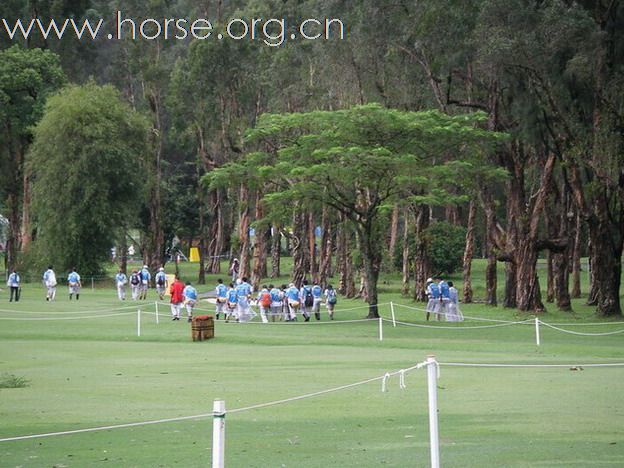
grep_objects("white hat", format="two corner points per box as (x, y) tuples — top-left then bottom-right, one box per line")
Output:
(159, 267), (164, 272)
(426, 278), (433, 283)
(288, 283), (295, 288)
(143, 265), (148, 269)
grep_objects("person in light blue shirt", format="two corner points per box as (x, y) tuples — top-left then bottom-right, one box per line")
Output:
(426, 278), (441, 321)
(226, 283), (238, 322)
(43, 266), (57, 301)
(446, 281), (464, 322)
(139, 265), (151, 300)
(299, 280), (312, 321)
(285, 283), (300, 321)
(438, 277), (451, 321)
(155, 268), (167, 300)
(215, 278), (228, 320)
(235, 277), (255, 323)
(311, 281), (323, 320)
(7, 269), (20, 302)
(68, 268), (81, 300)
(115, 269), (127, 301)
(269, 284), (284, 321)
(183, 282), (198, 322)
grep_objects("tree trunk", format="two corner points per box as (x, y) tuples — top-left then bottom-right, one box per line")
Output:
(207, 190), (225, 274)
(291, 208), (308, 286)
(401, 207), (411, 296)
(318, 207), (334, 287)
(308, 212), (318, 282)
(484, 201), (498, 306)
(337, 213), (355, 297)
(412, 205), (430, 302)
(388, 204), (400, 261)
(357, 223), (382, 318)
(585, 197), (622, 316)
(238, 185), (251, 279)
(462, 200), (476, 303)
(251, 195), (268, 290)
(20, 171), (32, 252)
(118, 234), (128, 274)
(570, 211), (582, 298)
(270, 224), (281, 279)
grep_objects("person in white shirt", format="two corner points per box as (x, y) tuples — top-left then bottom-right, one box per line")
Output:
(43, 266), (57, 301)
(7, 269), (20, 302)
(115, 269), (128, 301)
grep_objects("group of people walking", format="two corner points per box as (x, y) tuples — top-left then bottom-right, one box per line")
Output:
(4, 266), (81, 302)
(425, 277), (464, 322)
(214, 277), (339, 323)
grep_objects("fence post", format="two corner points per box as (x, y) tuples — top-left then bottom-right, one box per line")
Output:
(378, 317), (383, 341)
(426, 355), (440, 468)
(535, 317), (540, 346)
(137, 309), (141, 337)
(212, 399), (226, 468)
(91, 277), (95, 291)
(390, 302), (396, 327)
(155, 301), (159, 324)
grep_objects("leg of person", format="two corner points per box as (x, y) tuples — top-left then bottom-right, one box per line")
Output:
(16, 287), (20, 302)
(186, 303), (194, 322)
(9, 286), (15, 302)
(171, 303), (178, 320)
(327, 303), (334, 320)
(51, 287), (56, 301)
(301, 305), (310, 321)
(313, 299), (321, 320)
(259, 306), (268, 323)
(76, 287), (80, 301)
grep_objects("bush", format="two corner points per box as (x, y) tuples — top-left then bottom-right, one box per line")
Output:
(424, 221), (467, 275)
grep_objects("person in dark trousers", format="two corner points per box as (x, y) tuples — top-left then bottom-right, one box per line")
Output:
(7, 269), (20, 302)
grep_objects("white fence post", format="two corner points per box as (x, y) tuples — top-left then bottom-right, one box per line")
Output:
(378, 317), (383, 341)
(155, 301), (159, 324)
(535, 317), (541, 346)
(390, 302), (396, 327)
(137, 309), (141, 337)
(426, 355), (440, 468)
(212, 399), (226, 468)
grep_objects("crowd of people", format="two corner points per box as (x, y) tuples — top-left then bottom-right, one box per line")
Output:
(4, 264), (465, 325)
(214, 277), (338, 323)
(425, 277), (464, 322)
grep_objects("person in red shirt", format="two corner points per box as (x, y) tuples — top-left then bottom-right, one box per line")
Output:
(169, 275), (185, 321)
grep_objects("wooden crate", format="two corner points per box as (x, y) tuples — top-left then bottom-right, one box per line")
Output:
(191, 315), (214, 341)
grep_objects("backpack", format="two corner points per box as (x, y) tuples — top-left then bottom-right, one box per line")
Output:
(131, 273), (140, 285)
(156, 275), (165, 286)
(260, 292), (272, 308)
(327, 289), (337, 305)
(304, 287), (314, 308)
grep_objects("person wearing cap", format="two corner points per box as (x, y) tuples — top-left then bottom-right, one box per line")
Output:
(115, 268), (128, 301)
(155, 267), (168, 300)
(425, 277), (441, 321)
(139, 264), (151, 300)
(130, 269), (141, 300)
(438, 276), (451, 321)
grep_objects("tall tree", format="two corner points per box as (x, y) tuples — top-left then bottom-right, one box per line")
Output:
(209, 104), (503, 317)
(0, 45), (64, 271)
(29, 82), (147, 274)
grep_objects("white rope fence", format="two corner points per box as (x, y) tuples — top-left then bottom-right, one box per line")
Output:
(0, 358), (432, 444)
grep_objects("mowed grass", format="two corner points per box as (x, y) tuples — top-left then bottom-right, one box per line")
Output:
(1, 260), (623, 467)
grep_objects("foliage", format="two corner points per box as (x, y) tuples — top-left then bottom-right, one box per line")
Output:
(0, 373), (30, 389)
(28, 82), (148, 275)
(424, 221), (467, 276)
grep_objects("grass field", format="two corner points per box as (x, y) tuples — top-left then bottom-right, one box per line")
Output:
(1, 260), (623, 467)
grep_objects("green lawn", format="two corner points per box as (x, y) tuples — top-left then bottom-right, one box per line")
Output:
(0, 260), (623, 467)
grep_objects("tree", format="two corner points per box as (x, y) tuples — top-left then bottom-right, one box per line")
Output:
(208, 104), (503, 317)
(0, 45), (65, 271)
(29, 82), (147, 275)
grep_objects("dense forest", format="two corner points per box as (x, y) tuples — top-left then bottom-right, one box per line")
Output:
(1, 0), (622, 318)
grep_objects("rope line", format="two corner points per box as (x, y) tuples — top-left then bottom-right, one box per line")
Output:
(387, 318), (534, 330)
(0, 360), (429, 443)
(0, 311), (137, 321)
(538, 321), (624, 336)
(439, 362), (624, 368)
